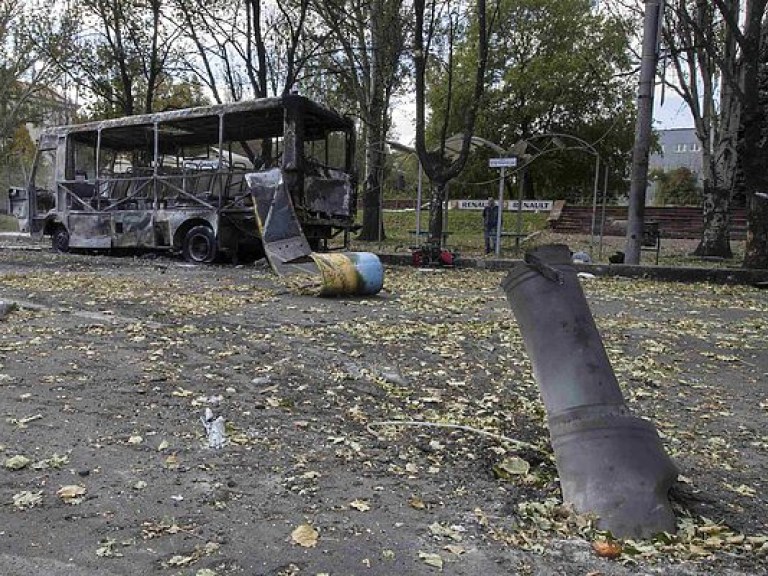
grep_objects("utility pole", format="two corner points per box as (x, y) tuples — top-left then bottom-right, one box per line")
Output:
(625, 0), (663, 264)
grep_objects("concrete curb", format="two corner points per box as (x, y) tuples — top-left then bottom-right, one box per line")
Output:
(375, 253), (768, 285)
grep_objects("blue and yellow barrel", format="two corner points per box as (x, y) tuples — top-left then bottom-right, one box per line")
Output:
(309, 252), (384, 297)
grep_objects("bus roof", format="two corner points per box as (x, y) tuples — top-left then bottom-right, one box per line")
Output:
(40, 95), (353, 150)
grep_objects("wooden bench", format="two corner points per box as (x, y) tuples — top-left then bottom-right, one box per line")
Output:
(499, 231), (529, 251)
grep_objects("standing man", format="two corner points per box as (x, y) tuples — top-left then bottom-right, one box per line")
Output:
(483, 197), (499, 254)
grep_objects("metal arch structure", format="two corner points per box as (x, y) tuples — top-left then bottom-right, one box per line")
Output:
(514, 133), (603, 257)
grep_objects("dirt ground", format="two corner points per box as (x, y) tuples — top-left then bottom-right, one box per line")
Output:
(0, 237), (766, 576)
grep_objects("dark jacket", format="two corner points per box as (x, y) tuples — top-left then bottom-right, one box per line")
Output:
(483, 204), (499, 230)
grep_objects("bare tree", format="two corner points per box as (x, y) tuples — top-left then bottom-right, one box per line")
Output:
(175, 0), (324, 101)
(175, 0), (326, 165)
(0, 1), (72, 138)
(716, 0), (768, 268)
(414, 0), (497, 244)
(662, 0), (767, 266)
(39, 0), (183, 117)
(662, 0), (740, 258)
(315, 0), (407, 241)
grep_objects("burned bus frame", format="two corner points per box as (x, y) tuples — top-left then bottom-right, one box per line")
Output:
(9, 95), (357, 263)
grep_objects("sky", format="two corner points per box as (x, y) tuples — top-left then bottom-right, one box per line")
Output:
(653, 89), (695, 130)
(390, 87), (697, 149)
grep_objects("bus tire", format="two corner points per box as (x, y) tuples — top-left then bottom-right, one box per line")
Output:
(182, 225), (218, 263)
(51, 226), (70, 253)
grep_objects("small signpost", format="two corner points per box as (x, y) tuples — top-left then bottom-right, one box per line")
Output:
(489, 157), (518, 169)
(489, 157), (518, 256)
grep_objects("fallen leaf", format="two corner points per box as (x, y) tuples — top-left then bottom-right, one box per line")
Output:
(291, 523), (318, 547)
(725, 483), (757, 497)
(349, 499), (371, 512)
(4, 455), (31, 470)
(165, 554), (195, 567)
(32, 453), (69, 470)
(418, 551), (443, 569)
(493, 456), (530, 479)
(409, 496), (426, 510)
(164, 454), (180, 469)
(592, 539), (623, 559)
(57, 485), (87, 504)
(96, 538), (123, 558)
(429, 522), (463, 541)
(444, 544), (465, 555)
(12, 491), (43, 509)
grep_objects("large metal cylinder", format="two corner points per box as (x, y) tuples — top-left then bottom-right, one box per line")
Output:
(501, 244), (677, 538)
(309, 252), (384, 297)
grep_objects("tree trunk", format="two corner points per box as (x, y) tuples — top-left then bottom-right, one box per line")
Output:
(694, 130), (736, 258)
(428, 181), (447, 244)
(357, 0), (389, 242)
(693, 181), (732, 258)
(744, 195), (768, 268)
(357, 116), (386, 241)
(412, 0), (491, 244)
(743, 13), (768, 269)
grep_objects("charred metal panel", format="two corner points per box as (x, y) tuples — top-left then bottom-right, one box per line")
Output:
(248, 169), (314, 275)
(112, 211), (155, 248)
(304, 169), (352, 217)
(153, 219), (172, 247)
(68, 213), (112, 248)
(218, 209), (261, 254)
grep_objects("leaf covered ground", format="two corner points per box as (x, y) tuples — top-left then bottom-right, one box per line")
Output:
(0, 242), (766, 575)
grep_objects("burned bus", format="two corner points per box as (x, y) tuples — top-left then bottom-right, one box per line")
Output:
(8, 95), (357, 263)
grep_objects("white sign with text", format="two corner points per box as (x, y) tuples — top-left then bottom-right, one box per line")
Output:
(452, 199), (553, 212)
(489, 157), (518, 168)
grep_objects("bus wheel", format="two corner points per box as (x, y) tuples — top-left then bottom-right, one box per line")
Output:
(51, 226), (70, 253)
(182, 225), (218, 263)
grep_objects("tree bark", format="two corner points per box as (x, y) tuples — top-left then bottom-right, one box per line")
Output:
(744, 11), (768, 268)
(739, 1), (768, 268)
(357, 0), (388, 241)
(693, 90), (738, 258)
(427, 180), (447, 243)
(358, 110), (387, 240)
(693, 181), (733, 258)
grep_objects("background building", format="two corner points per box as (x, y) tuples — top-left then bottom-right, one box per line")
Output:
(648, 128), (703, 204)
